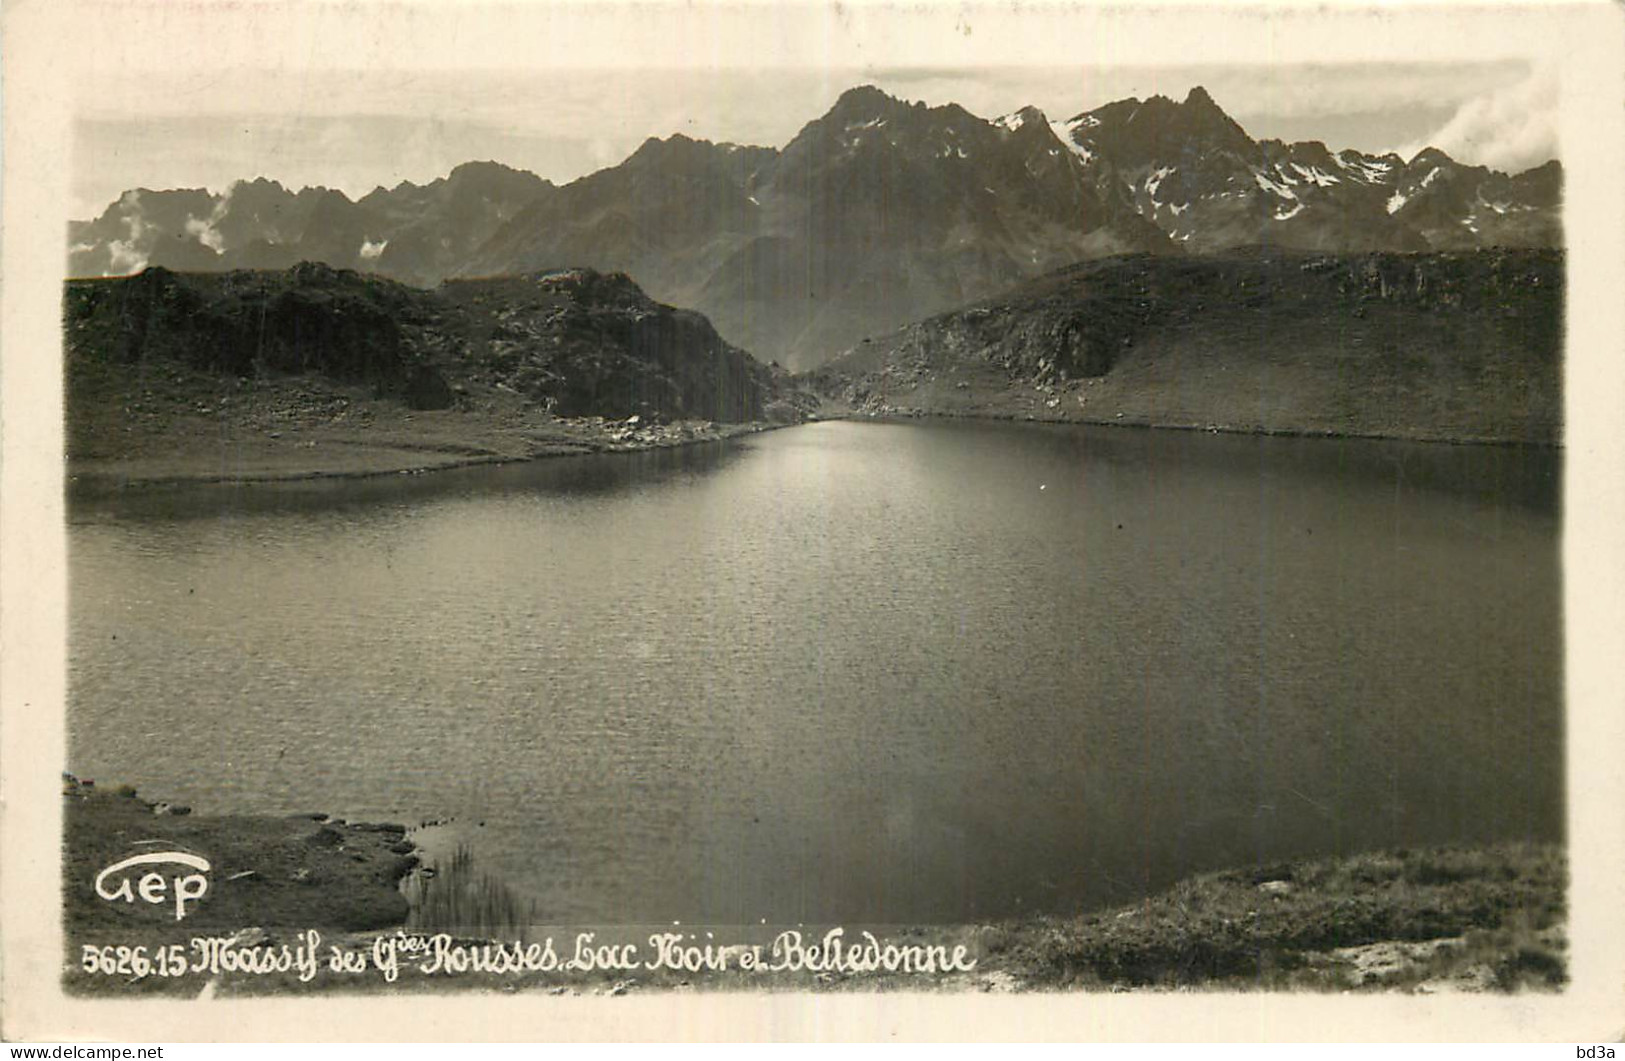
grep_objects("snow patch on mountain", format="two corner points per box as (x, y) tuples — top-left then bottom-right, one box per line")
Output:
(1050, 118), (1094, 163)
(1336, 154), (1393, 184)
(1291, 163), (1340, 187)
(1253, 170), (1299, 201)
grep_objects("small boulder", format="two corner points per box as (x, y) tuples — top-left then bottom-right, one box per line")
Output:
(304, 826), (344, 847)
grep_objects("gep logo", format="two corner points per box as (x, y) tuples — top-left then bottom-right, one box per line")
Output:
(94, 851), (211, 921)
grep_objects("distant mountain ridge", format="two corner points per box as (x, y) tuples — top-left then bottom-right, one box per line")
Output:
(70, 162), (554, 287)
(69, 86), (1562, 368)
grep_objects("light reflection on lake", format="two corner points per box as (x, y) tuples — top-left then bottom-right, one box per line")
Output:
(69, 420), (1563, 924)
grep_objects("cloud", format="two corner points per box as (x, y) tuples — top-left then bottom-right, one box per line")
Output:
(1398, 65), (1558, 172)
(107, 240), (147, 274)
(183, 183), (232, 253)
(118, 191), (150, 241)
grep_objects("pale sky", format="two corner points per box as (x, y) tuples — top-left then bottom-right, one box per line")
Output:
(65, 4), (1563, 219)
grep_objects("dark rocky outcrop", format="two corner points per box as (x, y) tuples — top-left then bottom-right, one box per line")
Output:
(64, 263), (800, 423)
(437, 268), (782, 422)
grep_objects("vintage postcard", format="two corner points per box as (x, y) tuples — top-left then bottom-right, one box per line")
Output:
(2, 0), (1622, 1043)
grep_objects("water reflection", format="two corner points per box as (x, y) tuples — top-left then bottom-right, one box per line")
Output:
(68, 420), (1563, 924)
(69, 433), (762, 525)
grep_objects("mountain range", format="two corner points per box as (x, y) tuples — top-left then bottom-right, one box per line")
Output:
(69, 85), (1562, 369)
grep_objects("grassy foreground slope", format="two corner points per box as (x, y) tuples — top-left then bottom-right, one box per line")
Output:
(807, 249), (1562, 445)
(986, 843), (1565, 992)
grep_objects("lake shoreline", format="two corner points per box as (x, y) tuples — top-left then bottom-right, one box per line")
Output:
(67, 412), (800, 493)
(818, 407), (1565, 451)
(62, 781), (1565, 997)
(66, 347), (818, 492)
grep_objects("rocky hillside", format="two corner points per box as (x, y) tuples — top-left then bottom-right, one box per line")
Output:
(70, 87), (1561, 371)
(65, 263), (800, 425)
(433, 268), (793, 422)
(805, 248), (1563, 445)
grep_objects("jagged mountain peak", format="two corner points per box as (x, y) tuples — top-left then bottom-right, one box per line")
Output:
(306, 186), (354, 205)
(996, 105), (1050, 131)
(1117, 87), (1253, 162)
(229, 176), (297, 196)
(449, 159), (530, 178)
(625, 132), (763, 167)
(444, 160), (551, 192)
(811, 83), (988, 137)
(831, 83), (905, 115)
(1406, 146), (1461, 171)
(615, 133), (778, 190)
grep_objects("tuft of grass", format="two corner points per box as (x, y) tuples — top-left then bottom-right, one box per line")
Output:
(403, 845), (539, 942)
(1495, 941), (1567, 990)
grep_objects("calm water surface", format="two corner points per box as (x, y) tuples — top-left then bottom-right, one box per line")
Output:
(69, 420), (1563, 924)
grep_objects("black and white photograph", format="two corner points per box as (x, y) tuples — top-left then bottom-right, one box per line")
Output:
(2, 0), (1623, 1043)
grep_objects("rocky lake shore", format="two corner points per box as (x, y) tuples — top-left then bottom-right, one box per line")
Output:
(67, 366), (794, 491)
